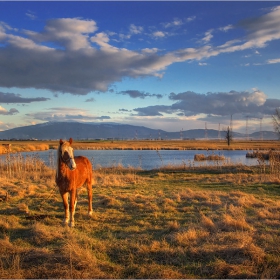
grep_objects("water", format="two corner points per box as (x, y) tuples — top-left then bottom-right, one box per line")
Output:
(4, 149), (260, 170)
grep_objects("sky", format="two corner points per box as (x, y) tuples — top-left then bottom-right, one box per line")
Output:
(1, 1), (280, 134)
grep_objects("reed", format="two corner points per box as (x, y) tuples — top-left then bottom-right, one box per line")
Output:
(0, 152), (52, 181)
(268, 150), (280, 178)
(194, 153), (226, 161)
(253, 150), (280, 182)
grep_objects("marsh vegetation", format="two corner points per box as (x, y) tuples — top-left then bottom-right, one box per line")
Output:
(1, 139), (280, 154)
(0, 148), (280, 278)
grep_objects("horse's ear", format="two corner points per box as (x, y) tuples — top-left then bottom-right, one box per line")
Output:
(59, 139), (63, 145)
(69, 138), (73, 145)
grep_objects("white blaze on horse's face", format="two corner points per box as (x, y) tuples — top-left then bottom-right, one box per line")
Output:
(69, 157), (77, 170)
(61, 143), (77, 171)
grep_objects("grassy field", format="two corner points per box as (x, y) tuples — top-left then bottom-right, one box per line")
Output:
(0, 149), (280, 278)
(1, 139), (280, 154)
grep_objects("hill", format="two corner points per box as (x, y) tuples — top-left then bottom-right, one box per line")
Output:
(0, 122), (278, 140)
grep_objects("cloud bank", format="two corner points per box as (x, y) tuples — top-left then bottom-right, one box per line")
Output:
(25, 107), (110, 122)
(0, 106), (19, 115)
(118, 90), (163, 99)
(133, 89), (280, 119)
(0, 6), (280, 95)
(0, 92), (50, 103)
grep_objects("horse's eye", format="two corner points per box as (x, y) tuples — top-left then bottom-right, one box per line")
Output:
(62, 151), (70, 161)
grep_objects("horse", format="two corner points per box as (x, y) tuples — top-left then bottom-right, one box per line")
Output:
(56, 138), (93, 227)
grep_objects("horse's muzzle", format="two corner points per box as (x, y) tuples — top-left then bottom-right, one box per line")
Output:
(68, 158), (77, 170)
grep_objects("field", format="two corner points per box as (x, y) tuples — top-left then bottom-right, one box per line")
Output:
(1, 139), (280, 154)
(0, 142), (280, 278)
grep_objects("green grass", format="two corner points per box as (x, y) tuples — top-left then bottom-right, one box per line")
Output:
(1, 160), (280, 278)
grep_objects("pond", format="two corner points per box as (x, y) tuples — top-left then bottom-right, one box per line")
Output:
(4, 149), (260, 170)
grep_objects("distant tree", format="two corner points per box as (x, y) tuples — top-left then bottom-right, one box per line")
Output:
(225, 126), (233, 146)
(272, 108), (280, 139)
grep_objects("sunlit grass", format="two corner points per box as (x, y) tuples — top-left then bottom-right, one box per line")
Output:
(1, 139), (280, 154)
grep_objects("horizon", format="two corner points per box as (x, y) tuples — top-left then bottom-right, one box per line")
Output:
(0, 120), (276, 136)
(1, 2), (280, 134)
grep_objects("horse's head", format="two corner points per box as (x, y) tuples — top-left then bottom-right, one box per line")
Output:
(59, 138), (77, 170)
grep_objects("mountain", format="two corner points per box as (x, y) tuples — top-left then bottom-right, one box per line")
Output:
(0, 122), (165, 140)
(249, 131), (279, 140)
(0, 122), (278, 140)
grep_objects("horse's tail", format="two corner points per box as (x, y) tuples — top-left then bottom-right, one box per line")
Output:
(87, 158), (93, 186)
(86, 158), (93, 216)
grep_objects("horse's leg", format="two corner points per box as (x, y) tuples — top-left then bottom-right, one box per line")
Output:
(69, 189), (77, 227)
(87, 177), (93, 216)
(61, 192), (69, 225)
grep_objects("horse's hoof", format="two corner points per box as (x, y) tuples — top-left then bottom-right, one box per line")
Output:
(69, 222), (75, 228)
(88, 211), (93, 216)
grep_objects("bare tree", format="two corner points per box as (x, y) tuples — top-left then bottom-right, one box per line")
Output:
(272, 108), (280, 137)
(225, 126), (233, 146)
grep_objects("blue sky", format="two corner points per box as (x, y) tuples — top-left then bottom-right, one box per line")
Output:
(1, 1), (280, 134)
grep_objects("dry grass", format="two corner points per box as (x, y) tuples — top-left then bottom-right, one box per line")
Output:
(0, 152), (280, 278)
(194, 153), (226, 161)
(71, 139), (280, 151)
(1, 139), (280, 154)
(0, 142), (49, 154)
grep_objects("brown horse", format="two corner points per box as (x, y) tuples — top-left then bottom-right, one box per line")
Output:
(56, 138), (93, 227)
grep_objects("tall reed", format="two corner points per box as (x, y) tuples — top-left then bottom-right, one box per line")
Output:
(0, 152), (49, 180)
(268, 150), (280, 178)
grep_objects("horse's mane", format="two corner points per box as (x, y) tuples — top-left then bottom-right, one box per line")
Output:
(56, 140), (72, 178)
(56, 144), (61, 178)
(56, 138), (74, 178)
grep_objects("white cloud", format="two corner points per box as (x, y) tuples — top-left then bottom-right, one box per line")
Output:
(201, 29), (213, 44)
(129, 24), (143, 35)
(163, 18), (183, 28)
(8, 34), (47, 50)
(246, 88), (266, 106)
(26, 11), (37, 20)
(141, 48), (159, 54)
(186, 16), (196, 23)
(152, 31), (166, 38)
(116, 24), (143, 41)
(163, 16), (196, 29)
(119, 33), (131, 40)
(91, 32), (115, 51)
(0, 21), (17, 33)
(0, 106), (8, 114)
(219, 24), (233, 32)
(266, 58), (280, 64)
(27, 18), (98, 51)
(239, 6), (280, 47)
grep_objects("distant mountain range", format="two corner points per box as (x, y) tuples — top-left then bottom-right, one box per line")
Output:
(0, 121), (278, 140)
